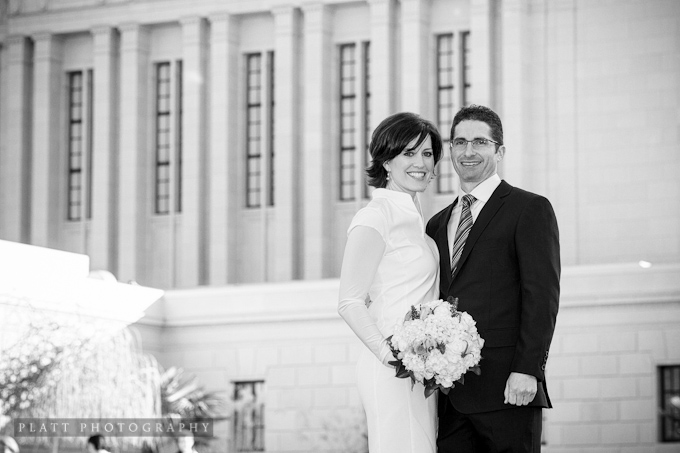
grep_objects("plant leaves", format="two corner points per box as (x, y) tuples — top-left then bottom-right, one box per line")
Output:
(424, 386), (438, 398)
(396, 365), (411, 379)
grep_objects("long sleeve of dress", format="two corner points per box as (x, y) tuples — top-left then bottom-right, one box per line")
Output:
(338, 220), (393, 367)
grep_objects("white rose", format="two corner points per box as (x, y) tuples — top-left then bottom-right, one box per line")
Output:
(448, 338), (468, 355)
(434, 304), (451, 318)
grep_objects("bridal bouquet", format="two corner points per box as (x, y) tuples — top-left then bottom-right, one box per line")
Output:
(387, 297), (484, 398)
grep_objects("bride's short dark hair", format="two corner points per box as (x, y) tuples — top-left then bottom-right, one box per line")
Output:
(366, 112), (443, 189)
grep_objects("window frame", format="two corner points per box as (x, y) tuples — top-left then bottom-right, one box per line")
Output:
(659, 365), (680, 442)
(245, 51), (275, 209)
(232, 380), (265, 452)
(434, 31), (471, 195)
(338, 41), (370, 202)
(153, 59), (183, 215)
(435, 33), (456, 195)
(66, 69), (94, 222)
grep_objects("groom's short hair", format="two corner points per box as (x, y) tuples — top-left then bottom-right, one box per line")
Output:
(451, 105), (504, 146)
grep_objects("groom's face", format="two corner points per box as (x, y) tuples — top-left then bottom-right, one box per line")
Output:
(450, 120), (504, 188)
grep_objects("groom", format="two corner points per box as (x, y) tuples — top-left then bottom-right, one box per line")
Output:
(426, 105), (560, 452)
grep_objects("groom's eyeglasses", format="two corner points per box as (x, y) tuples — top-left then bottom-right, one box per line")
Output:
(450, 137), (500, 151)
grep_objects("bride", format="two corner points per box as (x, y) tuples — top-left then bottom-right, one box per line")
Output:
(338, 112), (443, 452)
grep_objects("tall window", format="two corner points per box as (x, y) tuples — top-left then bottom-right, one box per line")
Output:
(339, 41), (370, 201)
(67, 70), (94, 221)
(461, 31), (472, 107)
(154, 60), (183, 215)
(233, 380), (265, 451)
(659, 365), (680, 442)
(435, 32), (471, 194)
(245, 51), (275, 208)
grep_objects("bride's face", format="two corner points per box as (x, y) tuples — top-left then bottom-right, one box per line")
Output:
(384, 135), (434, 196)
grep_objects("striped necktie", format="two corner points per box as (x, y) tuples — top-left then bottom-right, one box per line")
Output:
(451, 194), (476, 277)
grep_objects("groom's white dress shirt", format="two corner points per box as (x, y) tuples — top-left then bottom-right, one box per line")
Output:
(447, 173), (502, 259)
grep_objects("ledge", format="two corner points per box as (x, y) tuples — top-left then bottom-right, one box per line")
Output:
(137, 262), (680, 328)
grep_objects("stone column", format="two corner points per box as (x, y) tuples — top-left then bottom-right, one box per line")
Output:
(301, 3), (331, 280)
(368, 0), (396, 128)
(207, 13), (239, 285)
(178, 17), (208, 287)
(469, 0), (493, 107)
(499, 0), (526, 186)
(401, 0), (430, 115)
(90, 26), (119, 272)
(31, 32), (62, 248)
(118, 23), (149, 283)
(0, 36), (31, 243)
(272, 6), (301, 281)
(548, 0), (578, 264)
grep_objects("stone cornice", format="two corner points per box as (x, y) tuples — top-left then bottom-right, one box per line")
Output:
(136, 263), (680, 328)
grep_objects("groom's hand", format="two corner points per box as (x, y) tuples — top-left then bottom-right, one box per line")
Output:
(504, 372), (537, 406)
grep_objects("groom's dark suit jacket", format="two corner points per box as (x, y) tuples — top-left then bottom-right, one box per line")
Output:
(426, 180), (560, 414)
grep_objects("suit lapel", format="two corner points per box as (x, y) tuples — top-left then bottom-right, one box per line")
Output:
(436, 200), (457, 291)
(448, 180), (512, 287)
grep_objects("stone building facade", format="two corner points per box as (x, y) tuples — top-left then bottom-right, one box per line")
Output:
(1, 0), (680, 452)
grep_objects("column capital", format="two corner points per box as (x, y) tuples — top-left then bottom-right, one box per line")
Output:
(470, 0), (491, 15)
(31, 31), (53, 42)
(209, 12), (238, 43)
(118, 22), (142, 32)
(91, 26), (118, 54)
(301, 2), (330, 33)
(501, 0), (527, 14)
(91, 24), (115, 37)
(367, 0), (394, 6)
(32, 32), (62, 62)
(208, 11), (234, 24)
(5, 35), (30, 64)
(179, 15), (206, 27)
(180, 16), (208, 46)
(369, 0), (396, 25)
(401, 0), (430, 23)
(271, 4), (297, 16)
(300, 2), (325, 13)
(119, 23), (149, 53)
(5, 34), (28, 47)
(272, 5), (301, 36)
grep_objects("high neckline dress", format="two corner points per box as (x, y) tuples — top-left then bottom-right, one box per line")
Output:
(344, 188), (440, 452)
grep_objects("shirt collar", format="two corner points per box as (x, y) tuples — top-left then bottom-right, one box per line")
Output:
(459, 173), (501, 205)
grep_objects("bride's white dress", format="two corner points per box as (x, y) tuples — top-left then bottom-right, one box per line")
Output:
(339, 188), (440, 452)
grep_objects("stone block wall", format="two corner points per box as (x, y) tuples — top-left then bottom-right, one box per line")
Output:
(137, 263), (680, 453)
